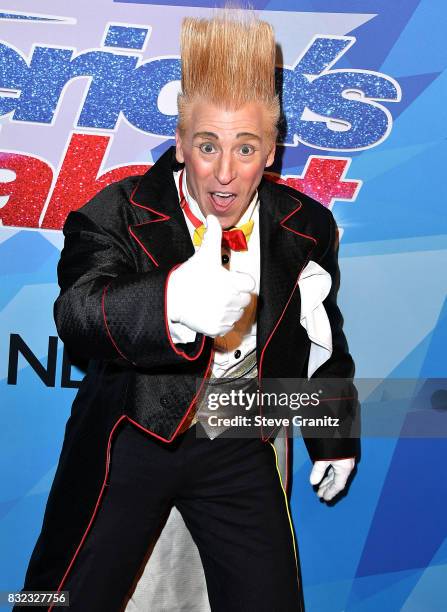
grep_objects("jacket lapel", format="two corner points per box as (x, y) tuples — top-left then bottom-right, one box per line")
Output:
(129, 147), (318, 367)
(256, 179), (317, 368)
(128, 147), (195, 269)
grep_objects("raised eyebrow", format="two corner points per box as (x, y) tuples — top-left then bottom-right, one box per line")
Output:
(193, 131), (218, 139)
(235, 132), (261, 141)
(192, 131), (261, 141)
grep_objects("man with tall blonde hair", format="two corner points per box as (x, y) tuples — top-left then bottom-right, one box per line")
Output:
(15, 9), (358, 612)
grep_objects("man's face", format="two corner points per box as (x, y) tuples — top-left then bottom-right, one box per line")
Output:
(175, 99), (276, 229)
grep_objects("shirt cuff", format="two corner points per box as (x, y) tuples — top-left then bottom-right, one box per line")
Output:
(167, 318), (198, 344)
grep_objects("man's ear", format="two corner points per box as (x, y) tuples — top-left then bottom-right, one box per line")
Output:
(175, 128), (185, 164)
(265, 142), (276, 168)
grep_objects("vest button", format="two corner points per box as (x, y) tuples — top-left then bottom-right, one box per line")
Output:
(234, 349), (241, 359)
(160, 396), (169, 407)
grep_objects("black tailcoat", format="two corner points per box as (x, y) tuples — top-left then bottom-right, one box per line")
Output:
(20, 146), (359, 599)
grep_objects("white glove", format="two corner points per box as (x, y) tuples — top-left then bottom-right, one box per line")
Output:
(309, 458), (355, 501)
(167, 215), (256, 338)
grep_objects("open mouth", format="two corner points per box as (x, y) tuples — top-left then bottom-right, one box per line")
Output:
(209, 192), (237, 210)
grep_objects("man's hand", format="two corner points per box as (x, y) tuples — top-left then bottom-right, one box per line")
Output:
(167, 214), (256, 338)
(309, 458), (355, 501)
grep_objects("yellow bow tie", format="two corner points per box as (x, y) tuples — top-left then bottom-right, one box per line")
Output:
(193, 219), (254, 251)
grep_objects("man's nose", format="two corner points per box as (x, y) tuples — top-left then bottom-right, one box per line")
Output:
(215, 152), (236, 184)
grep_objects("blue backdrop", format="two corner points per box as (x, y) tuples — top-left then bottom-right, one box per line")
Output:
(1, 1), (446, 610)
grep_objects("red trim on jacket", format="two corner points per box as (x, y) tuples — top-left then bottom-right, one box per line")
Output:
(50, 348), (213, 608)
(129, 179), (170, 220)
(258, 196), (317, 442)
(128, 225), (160, 267)
(280, 195), (318, 244)
(49, 414), (128, 611)
(128, 347), (214, 443)
(101, 282), (136, 365)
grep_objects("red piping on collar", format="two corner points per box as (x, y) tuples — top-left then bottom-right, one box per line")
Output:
(128, 175), (173, 258)
(128, 225), (159, 267)
(280, 195), (318, 244)
(129, 176), (170, 220)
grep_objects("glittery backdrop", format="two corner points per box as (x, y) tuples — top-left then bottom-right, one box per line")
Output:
(1, 2), (446, 611)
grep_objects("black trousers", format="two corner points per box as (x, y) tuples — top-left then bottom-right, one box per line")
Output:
(47, 421), (302, 611)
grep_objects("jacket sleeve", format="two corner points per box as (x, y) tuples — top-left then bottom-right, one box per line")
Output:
(301, 210), (360, 462)
(53, 208), (207, 369)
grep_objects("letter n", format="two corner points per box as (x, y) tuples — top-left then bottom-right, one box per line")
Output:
(7, 334), (58, 386)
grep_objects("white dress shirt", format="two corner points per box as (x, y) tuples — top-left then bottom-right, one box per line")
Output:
(168, 167), (260, 378)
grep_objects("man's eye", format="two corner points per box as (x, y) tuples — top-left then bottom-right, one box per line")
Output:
(240, 145), (254, 155)
(199, 143), (216, 154)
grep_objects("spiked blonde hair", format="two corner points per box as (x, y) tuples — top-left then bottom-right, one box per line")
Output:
(177, 9), (280, 143)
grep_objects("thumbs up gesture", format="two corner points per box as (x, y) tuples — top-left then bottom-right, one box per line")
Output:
(167, 215), (256, 338)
